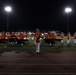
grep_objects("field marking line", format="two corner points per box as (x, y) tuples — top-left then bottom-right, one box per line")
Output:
(0, 73), (76, 74)
(0, 63), (76, 65)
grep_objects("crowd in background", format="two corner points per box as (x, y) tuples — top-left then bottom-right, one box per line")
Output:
(0, 31), (76, 44)
(0, 31), (76, 53)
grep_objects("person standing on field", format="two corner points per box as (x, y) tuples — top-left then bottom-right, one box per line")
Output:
(35, 29), (41, 53)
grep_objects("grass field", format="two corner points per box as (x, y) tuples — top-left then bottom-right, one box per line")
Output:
(0, 36), (76, 52)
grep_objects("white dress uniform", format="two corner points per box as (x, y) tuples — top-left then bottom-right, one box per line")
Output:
(67, 32), (71, 44)
(74, 33), (76, 44)
(35, 29), (41, 53)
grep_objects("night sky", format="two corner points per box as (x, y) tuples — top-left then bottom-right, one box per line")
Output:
(0, 0), (76, 33)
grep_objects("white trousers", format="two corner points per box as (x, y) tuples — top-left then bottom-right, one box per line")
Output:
(61, 40), (64, 43)
(36, 43), (40, 53)
(67, 39), (70, 44)
(74, 39), (76, 44)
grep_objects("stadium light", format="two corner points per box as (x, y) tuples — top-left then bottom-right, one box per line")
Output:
(65, 7), (72, 32)
(65, 7), (72, 13)
(5, 6), (12, 12)
(5, 6), (12, 32)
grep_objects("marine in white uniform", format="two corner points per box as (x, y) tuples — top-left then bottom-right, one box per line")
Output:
(35, 29), (41, 53)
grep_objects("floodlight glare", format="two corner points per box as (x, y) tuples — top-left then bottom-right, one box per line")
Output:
(4, 6), (12, 32)
(5, 6), (12, 12)
(64, 7), (72, 32)
(65, 7), (72, 13)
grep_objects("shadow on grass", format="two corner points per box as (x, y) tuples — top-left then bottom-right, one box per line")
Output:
(41, 45), (63, 53)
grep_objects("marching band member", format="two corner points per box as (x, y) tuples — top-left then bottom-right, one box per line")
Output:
(19, 32), (24, 40)
(0, 32), (6, 48)
(1, 32), (6, 39)
(5, 32), (10, 39)
(0, 32), (2, 39)
(16, 32), (20, 39)
(10, 32), (15, 38)
(74, 32), (76, 44)
(60, 32), (64, 44)
(67, 32), (71, 44)
(44, 33), (48, 39)
(23, 32), (27, 40)
(35, 29), (41, 53)
(10, 32), (16, 44)
(49, 32), (52, 39)
(54, 32), (57, 39)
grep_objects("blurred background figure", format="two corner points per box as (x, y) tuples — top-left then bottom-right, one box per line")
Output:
(67, 32), (71, 44)
(74, 32), (76, 45)
(60, 32), (64, 44)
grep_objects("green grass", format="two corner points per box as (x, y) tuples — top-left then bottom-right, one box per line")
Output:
(0, 36), (76, 52)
